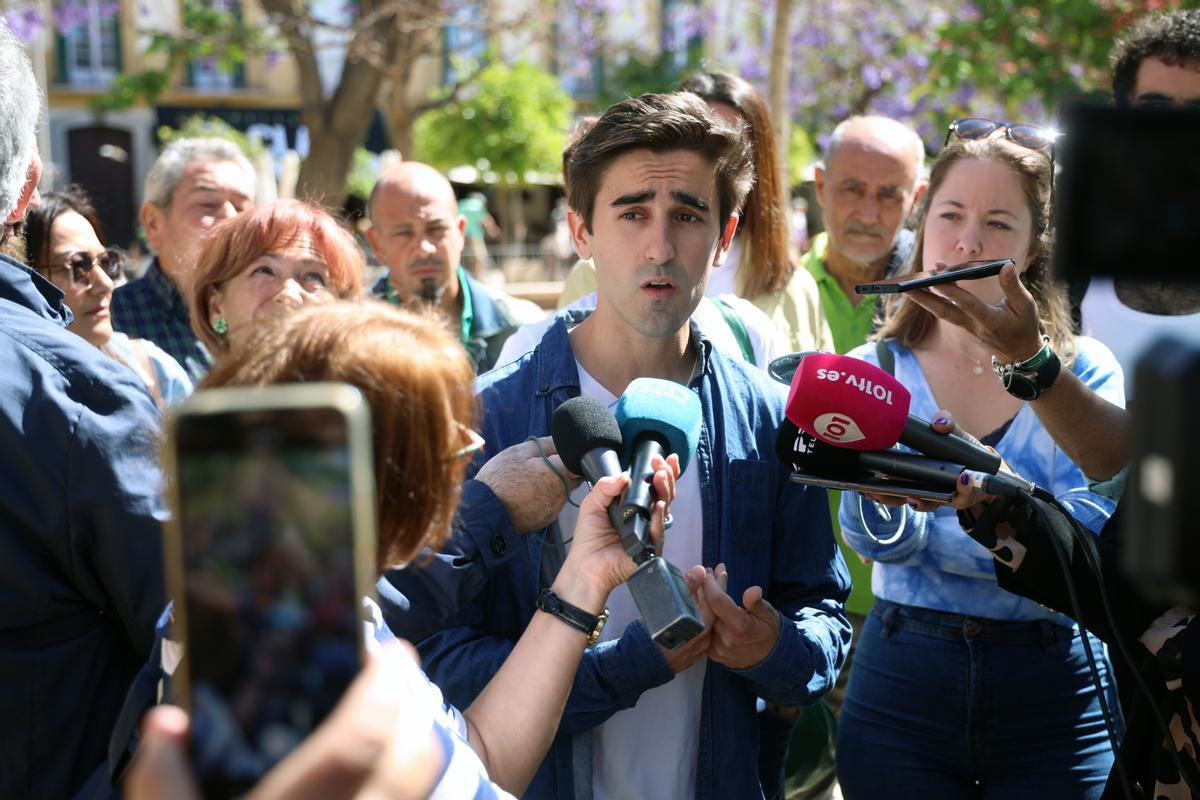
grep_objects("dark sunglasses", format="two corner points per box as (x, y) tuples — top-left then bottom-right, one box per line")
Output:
(944, 117), (1058, 150)
(945, 117), (1059, 208)
(45, 247), (125, 289)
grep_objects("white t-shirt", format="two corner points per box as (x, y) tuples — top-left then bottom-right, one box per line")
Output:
(550, 364), (704, 800)
(1080, 277), (1200, 399)
(495, 291), (784, 371)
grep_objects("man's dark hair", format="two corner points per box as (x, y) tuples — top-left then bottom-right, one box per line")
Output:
(566, 92), (754, 232)
(1111, 9), (1200, 105)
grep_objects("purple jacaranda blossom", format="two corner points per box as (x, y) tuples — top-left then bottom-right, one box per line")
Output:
(3, 6), (44, 42)
(861, 64), (883, 91)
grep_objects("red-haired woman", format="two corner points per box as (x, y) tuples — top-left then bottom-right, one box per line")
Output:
(189, 199), (364, 355)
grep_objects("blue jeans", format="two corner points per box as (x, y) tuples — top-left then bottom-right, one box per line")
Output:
(837, 600), (1122, 799)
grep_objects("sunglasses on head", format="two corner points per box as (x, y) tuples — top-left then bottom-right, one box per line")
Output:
(45, 247), (125, 289)
(944, 118), (1058, 150)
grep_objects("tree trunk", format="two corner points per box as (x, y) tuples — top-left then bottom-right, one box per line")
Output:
(295, 124), (362, 207)
(384, 84), (416, 160)
(768, 0), (794, 194)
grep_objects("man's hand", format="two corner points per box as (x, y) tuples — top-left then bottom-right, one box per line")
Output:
(474, 437), (583, 533)
(693, 563), (782, 671)
(659, 566), (715, 673)
(905, 262), (1045, 364)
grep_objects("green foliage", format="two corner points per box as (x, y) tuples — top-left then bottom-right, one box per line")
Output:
(413, 62), (574, 185)
(595, 50), (702, 110)
(925, 0), (1162, 118)
(345, 148), (378, 199)
(788, 126), (817, 186)
(88, 0), (281, 114)
(156, 115), (265, 161)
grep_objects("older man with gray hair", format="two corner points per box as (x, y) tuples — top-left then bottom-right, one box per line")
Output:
(808, 115), (926, 355)
(0, 20), (168, 799)
(111, 136), (255, 380)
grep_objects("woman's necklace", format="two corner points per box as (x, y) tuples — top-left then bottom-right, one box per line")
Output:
(969, 354), (986, 376)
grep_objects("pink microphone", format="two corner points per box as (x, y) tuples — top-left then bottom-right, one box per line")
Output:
(785, 352), (1004, 473)
(785, 353), (911, 450)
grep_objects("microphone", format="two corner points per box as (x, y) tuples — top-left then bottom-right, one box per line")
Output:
(552, 396), (627, 536)
(613, 378), (703, 558)
(551, 396), (704, 650)
(786, 352), (1002, 473)
(775, 419), (963, 491)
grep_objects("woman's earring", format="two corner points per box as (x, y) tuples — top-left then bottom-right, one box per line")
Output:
(212, 317), (228, 335)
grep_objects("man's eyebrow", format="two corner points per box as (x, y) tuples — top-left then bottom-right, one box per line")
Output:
(672, 191), (708, 211)
(190, 181), (250, 200)
(611, 190), (654, 206)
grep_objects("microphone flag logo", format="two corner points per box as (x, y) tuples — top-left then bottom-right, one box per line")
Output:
(812, 412), (867, 444)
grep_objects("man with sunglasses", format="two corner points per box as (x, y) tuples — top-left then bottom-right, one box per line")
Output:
(1076, 8), (1200, 402)
(0, 21), (169, 799)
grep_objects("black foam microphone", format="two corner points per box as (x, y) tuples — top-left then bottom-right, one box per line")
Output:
(552, 396), (627, 536)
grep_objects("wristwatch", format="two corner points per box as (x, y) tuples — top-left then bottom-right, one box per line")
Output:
(991, 336), (1062, 401)
(536, 588), (609, 646)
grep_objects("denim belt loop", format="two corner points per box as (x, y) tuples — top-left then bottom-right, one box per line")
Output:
(1040, 620), (1057, 654)
(880, 603), (899, 638)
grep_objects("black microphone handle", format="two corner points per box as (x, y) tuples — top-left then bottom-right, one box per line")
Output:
(624, 433), (667, 520)
(899, 415), (1003, 474)
(857, 450), (964, 490)
(579, 447), (628, 534)
(579, 446), (652, 560)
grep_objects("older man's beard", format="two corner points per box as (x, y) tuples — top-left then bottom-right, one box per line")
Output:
(1, 220), (27, 262)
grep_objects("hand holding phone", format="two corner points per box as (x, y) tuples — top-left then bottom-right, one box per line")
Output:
(163, 384), (378, 798)
(855, 258), (1014, 295)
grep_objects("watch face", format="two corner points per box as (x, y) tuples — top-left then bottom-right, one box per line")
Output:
(1006, 372), (1040, 401)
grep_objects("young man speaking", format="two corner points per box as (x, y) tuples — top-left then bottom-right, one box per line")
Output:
(417, 93), (851, 799)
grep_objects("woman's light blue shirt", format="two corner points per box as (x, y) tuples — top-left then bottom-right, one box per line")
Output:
(838, 336), (1124, 623)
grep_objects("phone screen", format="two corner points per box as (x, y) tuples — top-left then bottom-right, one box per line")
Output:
(172, 404), (366, 797)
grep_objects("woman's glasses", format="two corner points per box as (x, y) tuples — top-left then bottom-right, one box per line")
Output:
(45, 247), (125, 289)
(447, 423), (486, 462)
(944, 118), (1058, 151)
(945, 117), (1059, 207)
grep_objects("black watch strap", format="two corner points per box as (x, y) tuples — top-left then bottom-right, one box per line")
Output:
(1006, 350), (1062, 401)
(536, 588), (608, 645)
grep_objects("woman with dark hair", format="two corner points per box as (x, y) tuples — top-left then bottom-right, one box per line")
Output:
(190, 199), (365, 357)
(129, 300), (679, 799)
(555, 71), (832, 357)
(834, 131), (1125, 799)
(25, 186), (192, 404)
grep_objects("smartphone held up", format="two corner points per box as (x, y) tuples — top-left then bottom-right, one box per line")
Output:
(855, 257), (1014, 295)
(162, 383), (378, 798)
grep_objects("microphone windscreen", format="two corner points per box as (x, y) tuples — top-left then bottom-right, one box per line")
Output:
(786, 352), (911, 451)
(552, 396), (623, 476)
(774, 418), (864, 479)
(614, 378), (703, 473)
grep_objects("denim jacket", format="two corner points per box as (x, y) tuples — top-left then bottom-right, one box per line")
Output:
(412, 315), (851, 800)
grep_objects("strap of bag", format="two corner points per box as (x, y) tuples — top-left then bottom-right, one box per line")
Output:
(711, 296), (755, 364)
(875, 339), (895, 376)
